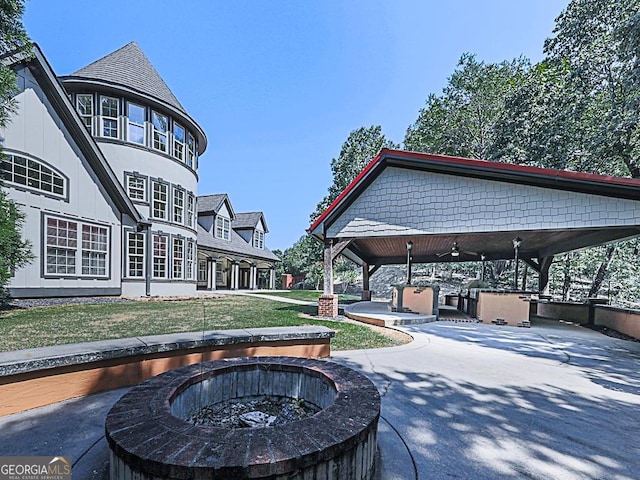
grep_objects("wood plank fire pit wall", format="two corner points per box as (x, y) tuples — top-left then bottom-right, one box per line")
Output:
(106, 356), (380, 479)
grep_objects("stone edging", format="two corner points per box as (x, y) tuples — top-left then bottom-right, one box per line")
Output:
(0, 326), (335, 377)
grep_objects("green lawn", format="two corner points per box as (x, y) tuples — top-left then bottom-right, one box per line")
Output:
(254, 290), (361, 302)
(0, 295), (403, 352)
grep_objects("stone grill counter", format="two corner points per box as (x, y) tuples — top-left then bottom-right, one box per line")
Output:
(106, 356), (380, 480)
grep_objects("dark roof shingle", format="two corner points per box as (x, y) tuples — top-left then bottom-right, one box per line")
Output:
(232, 212), (267, 232)
(71, 42), (185, 113)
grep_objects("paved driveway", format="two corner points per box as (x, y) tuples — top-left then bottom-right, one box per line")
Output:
(1, 319), (639, 479)
(335, 319), (640, 479)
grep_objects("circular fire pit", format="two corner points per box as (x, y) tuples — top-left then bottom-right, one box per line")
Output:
(106, 357), (380, 479)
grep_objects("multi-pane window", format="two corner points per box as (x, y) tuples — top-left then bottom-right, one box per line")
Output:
(186, 194), (194, 228)
(153, 234), (168, 278)
(152, 111), (168, 152)
(82, 224), (108, 276)
(127, 232), (144, 277)
(76, 94), (93, 132)
(187, 133), (196, 168)
(45, 216), (109, 277)
(126, 175), (146, 202)
(198, 259), (207, 282)
(173, 238), (184, 279)
(100, 96), (119, 138)
(1, 154), (65, 197)
(127, 103), (145, 145)
(253, 230), (264, 249)
(215, 261), (224, 284)
(215, 216), (230, 240)
(173, 188), (184, 224)
(173, 123), (185, 161)
(152, 181), (168, 220)
(46, 217), (77, 275)
(186, 240), (195, 280)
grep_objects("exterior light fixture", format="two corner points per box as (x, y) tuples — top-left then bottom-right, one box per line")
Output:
(451, 242), (460, 257)
(406, 241), (413, 285)
(512, 237), (522, 290)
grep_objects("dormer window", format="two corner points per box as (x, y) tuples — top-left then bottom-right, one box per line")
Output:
(215, 216), (230, 240)
(253, 230), (264, 249)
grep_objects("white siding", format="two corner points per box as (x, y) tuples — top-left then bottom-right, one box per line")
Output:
(1, 66), (123, 293)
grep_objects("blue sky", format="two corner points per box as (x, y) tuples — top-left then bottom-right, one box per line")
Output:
(23, 1), (569, 250)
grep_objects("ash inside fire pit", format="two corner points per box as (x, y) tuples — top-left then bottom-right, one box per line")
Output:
(189, 396), (320, 428)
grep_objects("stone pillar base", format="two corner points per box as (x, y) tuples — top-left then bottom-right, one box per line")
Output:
(361, 290), (372, 301)
(318, 295), (339, 318)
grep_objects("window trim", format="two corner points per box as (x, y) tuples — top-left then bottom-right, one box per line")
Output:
(125, 173), (148, 203)
(215, 216), (230, 241)
(76, 94), (94, 133)
(173, 187), (185, 224)
(172, 237), (184, 279)
(173, 123), (186, 162)
(151, 180), (169, 220)
(253, 230), (265, 249)
(152, 233), (168, 279)
(126, 231), (145, 278)
(1, 151), (68, 201)
(151, 110), (169, 153)
(186, 193), (195, 228)
(43, 213), (111, 279)
(99, 95), (120, 139)
(127, 102), (146, 145)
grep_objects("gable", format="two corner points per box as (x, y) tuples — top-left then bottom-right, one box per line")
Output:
(326, 166), (640, 239)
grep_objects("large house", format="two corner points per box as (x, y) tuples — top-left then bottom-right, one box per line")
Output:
(0, 43), (278, 298)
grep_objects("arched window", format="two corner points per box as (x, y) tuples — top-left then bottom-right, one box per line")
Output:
(1, 154), (66, 197)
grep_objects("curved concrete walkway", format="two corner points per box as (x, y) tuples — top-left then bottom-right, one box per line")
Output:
(1, 318), (640, 479)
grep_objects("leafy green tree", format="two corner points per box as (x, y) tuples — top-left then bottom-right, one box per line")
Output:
(0, 0), (32, 303)
(405, 53), (530, 159)
(311, 126), (398, 223)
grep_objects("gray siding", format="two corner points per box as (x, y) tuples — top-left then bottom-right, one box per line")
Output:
(327, 166), (640, 238)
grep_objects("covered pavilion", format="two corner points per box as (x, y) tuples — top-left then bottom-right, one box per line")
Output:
(309, 149), (640, 317)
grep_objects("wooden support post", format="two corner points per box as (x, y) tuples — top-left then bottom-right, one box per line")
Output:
(539, 256), (553, 295)
(362, 263), (370, 301)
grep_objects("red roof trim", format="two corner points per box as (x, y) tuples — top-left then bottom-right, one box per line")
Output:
(309, 150), (385, 233)
(309, 148), (640, 233)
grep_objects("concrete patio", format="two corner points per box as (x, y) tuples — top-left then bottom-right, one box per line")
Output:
(1, 318), (639, 479)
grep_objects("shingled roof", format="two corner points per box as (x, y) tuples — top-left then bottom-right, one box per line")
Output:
(197, 194), (232, 216)
(71, 42), (185, 113)
(232, 212), (268, 232)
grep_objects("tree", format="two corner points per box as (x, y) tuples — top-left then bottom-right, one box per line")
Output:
(311, 126), (398, 223)
(405, 53), (530, 159)
(0, 0), (32, 303)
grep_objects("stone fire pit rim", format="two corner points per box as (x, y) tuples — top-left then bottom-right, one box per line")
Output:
(106, 356), (380, 479)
